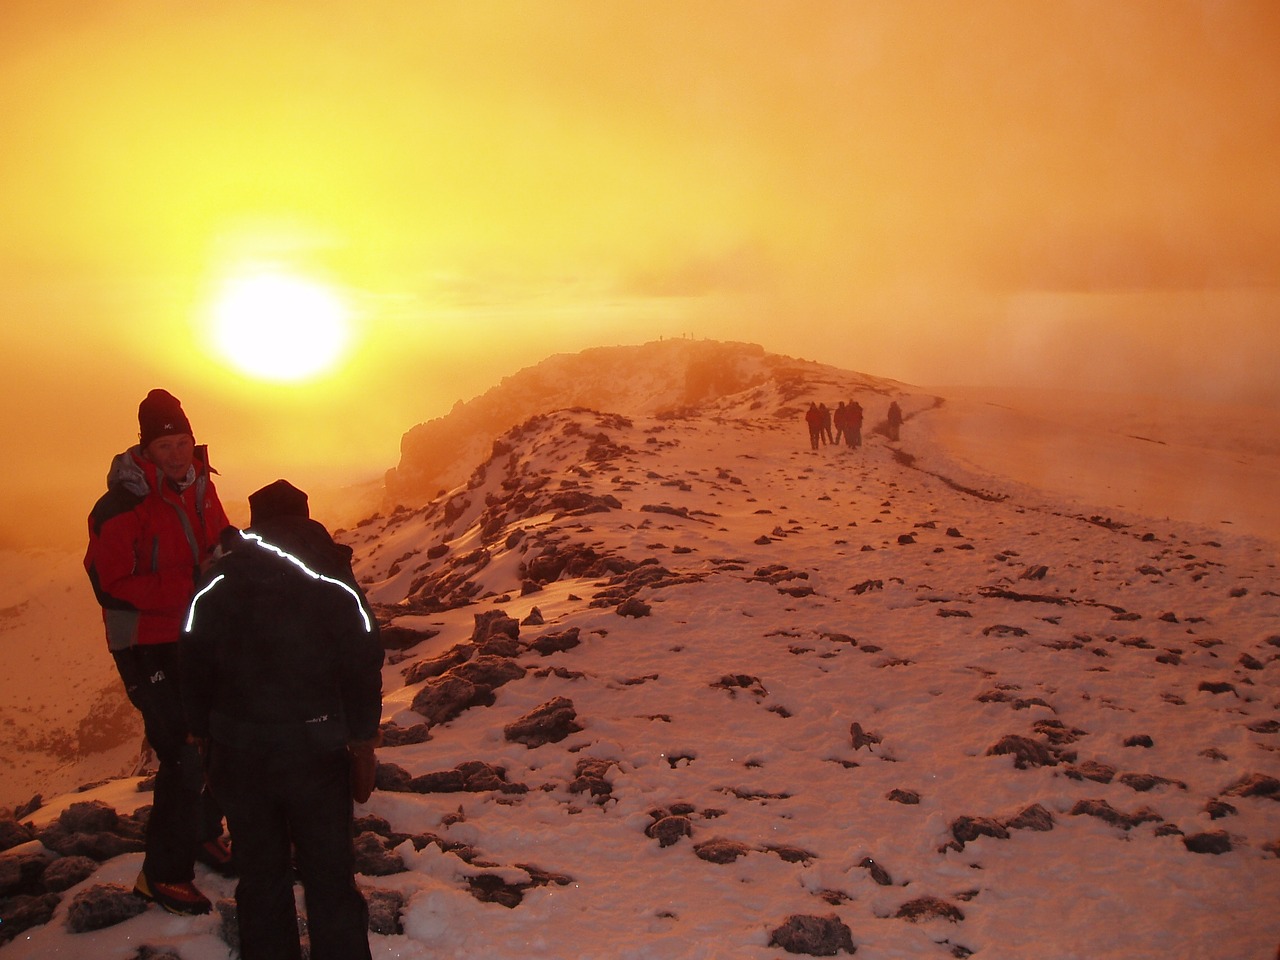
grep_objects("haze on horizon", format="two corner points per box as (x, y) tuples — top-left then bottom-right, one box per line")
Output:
(2, 0), (1278, 550)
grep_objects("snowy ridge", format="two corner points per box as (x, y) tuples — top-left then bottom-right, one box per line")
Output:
(385, 338), (904, 507)
(2, 356), (1279, 959)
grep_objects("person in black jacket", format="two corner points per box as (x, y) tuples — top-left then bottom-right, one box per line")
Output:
(182, 479), (383, 960)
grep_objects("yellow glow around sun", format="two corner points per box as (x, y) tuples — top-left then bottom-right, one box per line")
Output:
(209, 271), (350, 382)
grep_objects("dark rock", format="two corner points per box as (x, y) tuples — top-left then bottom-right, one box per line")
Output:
(0, 852), (50, 897)
(374, 762), (414, 793)
(402, 644), (474, 685)
(850, 722), (882, 751)
(12, 796), (42, 821)
(379, 624), (439, 651)
(378, 721), (432, 747)
(0, 892), (60, 944)
(616, 597), (652, 617)
(0, 817), (35, 852)
(450, 760), (527, 794)
(1005, 803), (1055, 832)
(64, 882), (146, 933)
(466, 873), (526, 908)
(471, 610), (520, 643)
(1065, 760), (1115, 783)
(476, 635), (524, 658)
(1068, 799), (1162, 830)
(1197, 681), (1237, 696)
(363, 885), (405, 935)
(950, 816), (1009, 846)
(693, 838), (752, 864)
(569, 758), (616, 802)
(57, 801), (118, 834)
(895, 896), (965, 923)
(765, 845), (818, 864)
(1118, 772), (1186, 792)
(409, 675), (495, 726)
(450, 655), (527, 688)
(985, 735), (1056, 768)
(1220, 773), (1280, 798)
(767, 913), (856, 956)
(1183, 831), (1232, 854)
(645, 815), (693, 847)
(353, 832), (407, 876)
(529, 626), (582, 656)
(886, 788), (920, 805)
(41, 855), (98, 892)
(859, 856), (892, 885)
(1204, 799), (1237, 820)
(504, 696), (583, 747)
(1123, 734), (1154, 748)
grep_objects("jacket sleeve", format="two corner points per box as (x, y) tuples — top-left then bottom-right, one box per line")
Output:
(335, 589), (384, 743)
(179, 572), (226, 739)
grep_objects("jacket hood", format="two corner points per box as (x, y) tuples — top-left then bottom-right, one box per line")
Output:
(105, 448), (151, 499)
(240, 515), (357, 584)
(106, 444), (215, 498)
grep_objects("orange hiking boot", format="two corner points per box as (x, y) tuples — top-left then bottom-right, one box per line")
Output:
(196, 836), (236, 876)
(134, 871), (212, 915)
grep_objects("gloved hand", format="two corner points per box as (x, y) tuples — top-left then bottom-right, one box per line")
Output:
(348, 737), (380, 803)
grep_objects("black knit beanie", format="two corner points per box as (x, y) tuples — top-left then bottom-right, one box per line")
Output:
(138, 389), (194, 447)
(249, 479), (310, 526)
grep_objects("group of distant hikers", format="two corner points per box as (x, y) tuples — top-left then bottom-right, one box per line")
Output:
(804, 399), (902, 451)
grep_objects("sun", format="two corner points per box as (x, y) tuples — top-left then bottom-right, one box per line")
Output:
(209, 271), (351, 382)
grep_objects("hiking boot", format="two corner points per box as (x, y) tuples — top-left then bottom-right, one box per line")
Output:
(196, 836), (236, 876)
(134, 871), (212, 915)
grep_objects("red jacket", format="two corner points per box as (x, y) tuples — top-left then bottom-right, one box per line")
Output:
(85, 445), (231, 649)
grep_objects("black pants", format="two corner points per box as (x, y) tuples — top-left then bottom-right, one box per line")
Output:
(210, 742), (371, 960)
(113, 644), (223, 883)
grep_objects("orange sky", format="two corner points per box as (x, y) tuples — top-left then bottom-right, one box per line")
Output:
(2, 0), (1278, 548)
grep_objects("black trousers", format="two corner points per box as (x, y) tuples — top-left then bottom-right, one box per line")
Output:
(113, 644), (222, 883)
(210, 742), (371, 960)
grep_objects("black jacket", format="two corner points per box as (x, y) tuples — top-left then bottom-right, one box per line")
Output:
(181, 516), (383, 753)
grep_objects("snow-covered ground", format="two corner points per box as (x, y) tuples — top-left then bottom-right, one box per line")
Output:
(2, 355), (1278, 959)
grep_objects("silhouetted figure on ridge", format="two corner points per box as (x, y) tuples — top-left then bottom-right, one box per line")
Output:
(886, 400), (902, 442)
(847, 400), (863, 448)
(804, 402), (822, 451)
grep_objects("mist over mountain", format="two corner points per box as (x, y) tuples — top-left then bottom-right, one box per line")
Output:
(3, 341), (1278, 958)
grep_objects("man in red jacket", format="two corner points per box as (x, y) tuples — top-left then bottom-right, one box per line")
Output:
(85, 388), (235, 915)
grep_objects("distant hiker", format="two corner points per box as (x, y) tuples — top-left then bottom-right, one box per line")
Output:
(832, 401), (848, 445)
(182, 480), (383, 960)
(886, 400), (903, 442)
(804, 402), (823, 450)
(819, 402), (834, 444)
(84, 388), (235, 916)
(847, 400), (864, 448)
